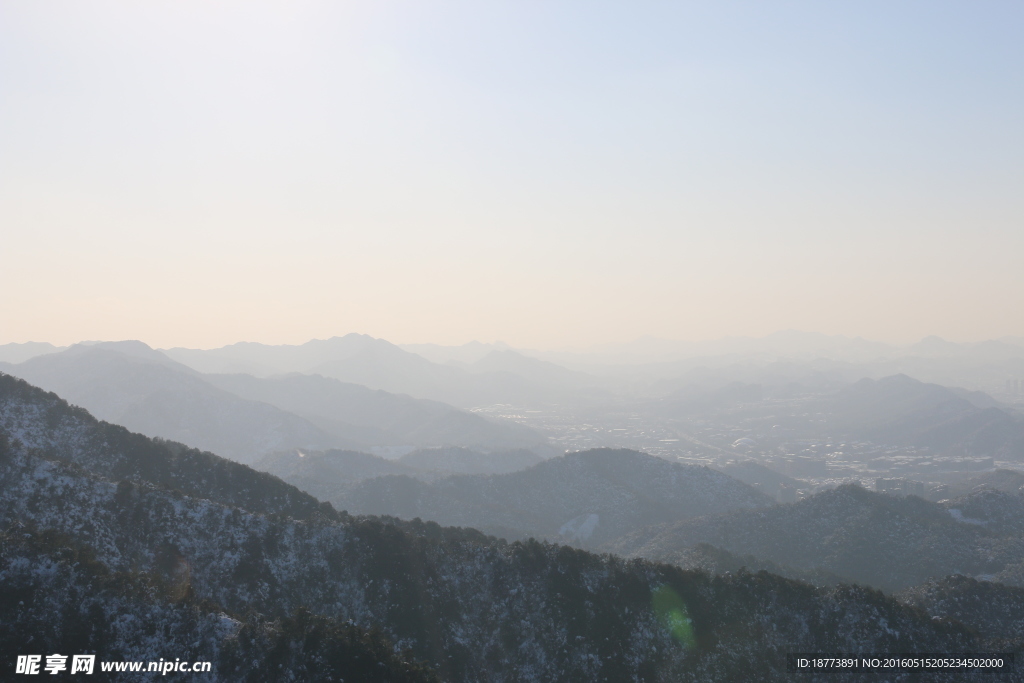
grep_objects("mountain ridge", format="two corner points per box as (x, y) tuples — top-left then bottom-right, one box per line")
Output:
(322, 448), (774, 547)
(605, 483), (1024, 592)
(1, 345), (544, 463)
(0, 372), (1009, 680)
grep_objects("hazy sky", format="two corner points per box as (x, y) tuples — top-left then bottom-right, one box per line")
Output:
(3, 1), (1023, 349)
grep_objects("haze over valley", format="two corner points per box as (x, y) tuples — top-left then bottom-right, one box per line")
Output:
(4, 1), (1024, 680)
(4, 329), (1024, 679)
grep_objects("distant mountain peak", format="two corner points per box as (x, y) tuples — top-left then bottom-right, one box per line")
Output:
(73, 339), (163, 357)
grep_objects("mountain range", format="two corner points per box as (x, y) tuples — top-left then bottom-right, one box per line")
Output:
(713, 460), (806, 499)
(6, 332), (1024, 405)
(645, 371), (1024, 461)
(254, 446), (546, 504)
(203, 371), (542, 452)
(314, 448), (776, 547)
(823, 375), (1024, 457)
(0, 342), (545, 464)
(606, 484), (1024, 592)
(0, 372), (1007, 680)
(163, 334), (612, 408)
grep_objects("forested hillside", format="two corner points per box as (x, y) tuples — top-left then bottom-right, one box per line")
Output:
(0, 373), (1013, 681)
(316, 448), (774, 547)
(607, 483), (1024, 592)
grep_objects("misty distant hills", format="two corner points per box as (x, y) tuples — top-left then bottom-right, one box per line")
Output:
(606, 484), (1024, 592)
(321, 448), (773, 547)
(398, 446), (544, 474)
(0, 342), (546, 463)
(254, 446), (546, 504)
(658, 381), (765, 414)
(167, 334), (491, 405)
(825, 375), (1024, 457)
(203, 372), (544, 451)
(658, 543), (845, 587)
(2, 371), (997, 679)
(399, 340), (512, 365)
(659, 371), (1024, 457)
(541, 331), (1024, 368)
(534, 333), (1024, 403)
(535, 330), (900, 367)
(830, 374), (1005, 428)
(906, 335), (1024, 361)
(0, 341), (66, 364)
(944, 469), (1024, 498)
(0, 345), (343, 464)
(853, 355), (1024, 402)
(165, 334), (611, 408)
(257, 448), (419, 483)
(179, 330), (1024, 376)
(714, 460), (806, 498)
(12, 332), (1024, 401)
(652, 361), (852, 401)
(254, 449), (422, 504)
(259, 446), (545, 481)
(162, 335), (388, 376)
(467, 349), (605, 389)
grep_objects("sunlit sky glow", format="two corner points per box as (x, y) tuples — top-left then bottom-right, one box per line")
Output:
(3, 1), (1023, 349)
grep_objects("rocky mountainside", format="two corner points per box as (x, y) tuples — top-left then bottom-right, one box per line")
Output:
(607, 484), (1024, 592)
(325, 448), (774, 547)
(0, 374), (1012, 680)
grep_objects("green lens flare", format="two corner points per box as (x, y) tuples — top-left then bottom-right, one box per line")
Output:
(652, 585), (695, 648)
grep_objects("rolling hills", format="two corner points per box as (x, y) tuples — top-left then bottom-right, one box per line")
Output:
(0, 343), (543, 463)
(320, 448), (774, 547)
(606, 484), (1024, 592)
(826, 375), (1024, 457)
(164, 334), (611, 408)
(0, 373), (1012, 679)
(205, 371), (543, 451)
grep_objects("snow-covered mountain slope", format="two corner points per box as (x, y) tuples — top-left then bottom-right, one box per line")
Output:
(0, 527), (441, 682)
(0, 374), (1005, 680)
